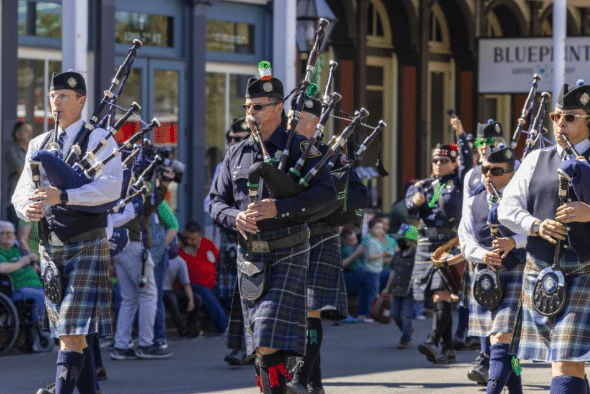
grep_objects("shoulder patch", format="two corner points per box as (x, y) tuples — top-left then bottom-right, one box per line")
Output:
(300, 140), (321, 158)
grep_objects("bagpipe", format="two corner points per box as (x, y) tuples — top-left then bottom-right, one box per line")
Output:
(521, 91), (553, 158)
(511, 74), (541, 149)
(28, 40), (162, 215)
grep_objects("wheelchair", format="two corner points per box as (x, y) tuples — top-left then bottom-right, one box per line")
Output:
(0, 273), (53, 356)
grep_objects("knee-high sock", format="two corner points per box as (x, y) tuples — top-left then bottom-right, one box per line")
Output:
(293, 318), (323, 387)
(309, 352), (322, 389)
(550, 376), (586, 394)
(55, 350), (85, 394)
(481, 336), (491, 357)
(430, 301), (451, 345)
(454, 305), (469, 338)
(506, 370), (522, 394)
(259, 351), (290, 394)
(486, 344), (514, 394)
(76, 347), (96, 394)
(88, 334), (104, 369)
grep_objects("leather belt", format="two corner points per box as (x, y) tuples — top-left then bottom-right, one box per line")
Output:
(309, 225), (339, 238)
(239, 228), (310, 253)
(46, 228), (107, 246)
(418, 227), (455, 239)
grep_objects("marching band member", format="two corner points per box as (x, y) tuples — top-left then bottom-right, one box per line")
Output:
(285, 94), (368, 394)
(13, 71), (122, 394)
(208, 63), (336, 394)
(498, 80), (590, 394)
(406, 126), (472, 364)
(459, 145), (525, 394)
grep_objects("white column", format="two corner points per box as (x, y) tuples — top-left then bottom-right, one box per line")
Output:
(62, 0), (90, 120)
(553, 0), (566, 107)
(273, 1), (297, 94)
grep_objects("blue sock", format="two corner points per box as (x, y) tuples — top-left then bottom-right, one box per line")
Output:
(486, 344), (513, 394)
(506, 369), (522, 394)
(455, 306), (469, 338)
(76, 347), (97, 394)
(481, 336), (491, 356)
(550, 376), (586, 394)
(55, 350), (85, 394)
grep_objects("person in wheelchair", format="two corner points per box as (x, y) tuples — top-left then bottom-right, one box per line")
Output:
(0, 220), (44, 324)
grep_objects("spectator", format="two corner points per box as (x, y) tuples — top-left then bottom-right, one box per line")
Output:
(340, 228), (366, 324)
(162, 255), (202, 337)
(4, 121), (33, 228)
(360, 219), (394, 323)
(17, 219), (40, 260)
(0, 220), (43, 323)
(178, 221), (229, 334)
(381, 224), (418, 349)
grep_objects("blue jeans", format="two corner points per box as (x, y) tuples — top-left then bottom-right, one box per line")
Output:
(153, 252), (169, 343)
(359, 272), (379, 316)
(391, 295), (414, 343)
(12, 287), (45, 323)
(379, 267), (391, 292)
(190, 284), (229, 333)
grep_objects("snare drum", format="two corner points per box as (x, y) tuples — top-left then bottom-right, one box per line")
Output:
(431, 237), (467, 295)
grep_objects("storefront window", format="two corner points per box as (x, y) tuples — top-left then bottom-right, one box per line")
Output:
(153, 69), (179, 146)
(17, 58), (61, 137)
(207, 20), (255, 54)
(113, 68), (143, 143)
(115, 11), (173, 47)
(18, 1), (62, 38)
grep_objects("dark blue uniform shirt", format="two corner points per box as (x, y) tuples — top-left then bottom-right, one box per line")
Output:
(208, 125), (337, 232)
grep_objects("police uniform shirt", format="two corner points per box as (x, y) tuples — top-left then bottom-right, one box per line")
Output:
(208, 125), (337, 232)
(12, 118), (123, 219)
(459, 189), (526, 264)
(498, 139), (590, 235)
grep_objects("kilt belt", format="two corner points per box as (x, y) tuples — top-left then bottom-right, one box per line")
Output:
(238, 227), (310, 253)
(45, 228), (107, 246)
(309, 225), (340, 238)
(525, 254), (590, 276)
(418, 227), (456, 239)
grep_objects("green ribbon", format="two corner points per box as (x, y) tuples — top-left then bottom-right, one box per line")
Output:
(428, 183), (446, 208)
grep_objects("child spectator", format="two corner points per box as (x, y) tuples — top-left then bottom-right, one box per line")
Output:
(382, 223), (418, 349)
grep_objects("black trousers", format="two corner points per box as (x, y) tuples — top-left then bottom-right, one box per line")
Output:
(162, 289), (202, 333)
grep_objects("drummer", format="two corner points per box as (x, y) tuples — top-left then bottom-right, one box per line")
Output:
(405, 126), (472, 364)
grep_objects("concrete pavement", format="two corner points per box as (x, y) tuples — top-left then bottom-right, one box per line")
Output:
(0, 312), (576, 394)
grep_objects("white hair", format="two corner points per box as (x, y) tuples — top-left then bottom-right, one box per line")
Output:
(0, 221), (15, 232)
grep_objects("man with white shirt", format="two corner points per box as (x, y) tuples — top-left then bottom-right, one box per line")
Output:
(459, 145), (525, 394)
(498, 80), (590, 394)
(12, 71), (122, 394)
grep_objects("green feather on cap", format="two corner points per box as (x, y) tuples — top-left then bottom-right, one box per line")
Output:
(258, 61), (271, 69)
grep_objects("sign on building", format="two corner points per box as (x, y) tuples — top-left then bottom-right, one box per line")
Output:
(478, 37), (590, 94)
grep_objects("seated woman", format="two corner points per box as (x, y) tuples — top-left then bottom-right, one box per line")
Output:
(0, 220), (43, 323)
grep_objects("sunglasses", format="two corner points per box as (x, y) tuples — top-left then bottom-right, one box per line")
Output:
(481, 166), (511, 176)
(549, 112), (590, 123)
(227, 135), (246, 143)
(242, 103), (278, 111)
(432, 158), (450, 165)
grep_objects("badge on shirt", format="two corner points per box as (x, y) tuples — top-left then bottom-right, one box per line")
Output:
(299, 141), (321, 158)
(206, 250), (216, 264)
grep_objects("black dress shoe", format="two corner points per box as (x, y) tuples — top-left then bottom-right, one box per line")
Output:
(436, 348), (457, 364)
(36, 383), (54, 394)
(467, 352), (489, 385)
(417, 342), (439, 363)
(286, 381), (309, 394)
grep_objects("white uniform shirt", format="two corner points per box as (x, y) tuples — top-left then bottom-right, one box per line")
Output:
(459, 188), (527, 264)
(497, 139), (590, 236)
(12, 118), (123, 221)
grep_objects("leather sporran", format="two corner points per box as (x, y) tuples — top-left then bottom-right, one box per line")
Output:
(473, 267), (504, 309)
(533, 267), (568, 317)
(42, 260), (64, 304)
(238, 260), (271, 302)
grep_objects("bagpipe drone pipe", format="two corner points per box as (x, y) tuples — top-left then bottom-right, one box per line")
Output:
(28, 40), (163, 214)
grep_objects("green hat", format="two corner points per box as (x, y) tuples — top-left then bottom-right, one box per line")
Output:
(397, 223), (418, 242)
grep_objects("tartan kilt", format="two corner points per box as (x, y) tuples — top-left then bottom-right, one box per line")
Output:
(40, 238), (113, 338)
(458, 262), (473, 308)
(227, 226), (309, 357)
(215, 229), (238, 300)
(306, 233), (348, 321)
(412, 235), (453, 301)
(511, 252), (590, 362)
(468, 263), (524, 337)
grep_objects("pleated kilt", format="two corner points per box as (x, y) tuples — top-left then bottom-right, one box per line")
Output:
(215, 229), (238, 300)
(412, 235), (452, 301)
(40, 238), (113, 338)
(459, 262), (473, 308)
(226, 225), (309, 357)
(306, 232), (348, 321)
(468, 263), (524, 337)
(511, 252), (590, 362)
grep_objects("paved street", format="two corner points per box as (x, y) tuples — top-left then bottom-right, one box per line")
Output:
(0, 313), (578, 394)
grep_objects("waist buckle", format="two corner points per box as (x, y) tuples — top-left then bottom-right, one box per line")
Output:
(251, 240), (271, 253)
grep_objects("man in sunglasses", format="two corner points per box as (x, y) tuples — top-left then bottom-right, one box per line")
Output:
(405, 128), (473, 364)
(284, 94), (368, 394)
(209, 63), (336, 394)
(498, 81), (590, 394)
(459, 145), (526, 394)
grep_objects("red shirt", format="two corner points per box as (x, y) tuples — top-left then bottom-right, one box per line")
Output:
(179, 237), (219, 290)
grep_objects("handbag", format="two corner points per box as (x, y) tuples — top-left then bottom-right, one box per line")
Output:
(370, 294), (392, 324)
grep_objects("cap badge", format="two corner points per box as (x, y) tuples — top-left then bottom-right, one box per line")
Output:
(505, 149), (513, 159)
(263, 82), (273, 93)
(495, 124), (501, 133)
(305, 99), (313, 109)
(579, 92), (589, 106)
(67, 77), (77, 88)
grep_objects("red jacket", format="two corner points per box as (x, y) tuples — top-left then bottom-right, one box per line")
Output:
(179, 237), (219, 290)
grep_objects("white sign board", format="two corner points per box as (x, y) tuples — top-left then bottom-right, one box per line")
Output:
(478, 37), (590, 94)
